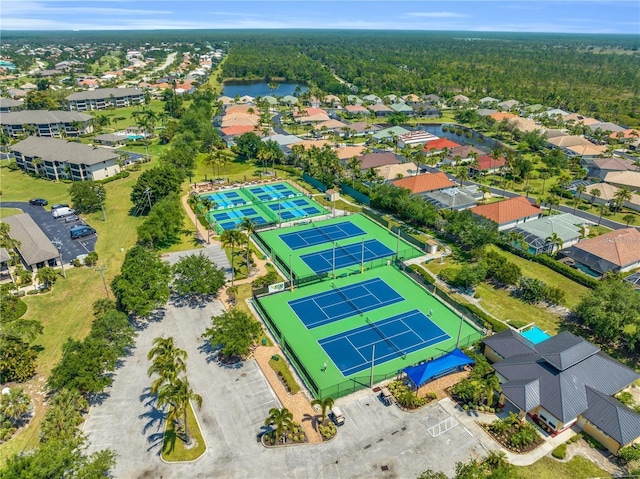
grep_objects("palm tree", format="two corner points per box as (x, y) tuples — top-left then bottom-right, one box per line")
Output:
(482, 375), (501, 407)
(479, 185), (490, 204)
(311, 397), (335, 424)
(545, 232), (563, 256)
(576, 184), (587, 200)
(346, 156), (362, 180)
(623, 214), (636, 227)
(597, 204), (608, 226)
(0, 387), (31, 426)
(264, 407), (294, 442)
(157, 376), (202, 444)
(455, 166), (469, 186)
(239, 217), (257, 275)
(590, 187), (601, 205)
(221, 229), (245, 286)
(147, 337), (187, 395)
(539, 172), (550, 196)
(546, 194), (559, 216)
(614, 187), (632, 212)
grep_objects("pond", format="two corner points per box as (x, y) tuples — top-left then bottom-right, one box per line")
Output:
(222, 81), (307, 99)
(418, 124), (504, 153)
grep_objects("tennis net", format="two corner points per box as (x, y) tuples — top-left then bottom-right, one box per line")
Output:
(312, 223), (335, 243)
(366, 317), (406, 359)
(336, 241), (362, 265)
(331, 282), (363, 316)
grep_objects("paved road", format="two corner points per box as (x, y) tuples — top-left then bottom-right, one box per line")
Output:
(2, 202), (97, 263)
(83, 296), (487, 479)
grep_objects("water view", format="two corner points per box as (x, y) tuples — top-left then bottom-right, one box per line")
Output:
(419, 124), (503, 153)
(222, 81), (307, 98)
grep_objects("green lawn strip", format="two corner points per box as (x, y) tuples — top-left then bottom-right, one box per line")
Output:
(87, 100), (166, 130)
(0, 207), (23, 218)
(269, 355), (301, 394)
(0, 167), (71, 204)
(161, 402), (206, 462)
(485, 245), (588, 308)
(514, 456), (611, 479)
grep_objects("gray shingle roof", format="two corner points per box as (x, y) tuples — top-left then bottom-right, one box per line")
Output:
(583, 386), (640, 447)
(0, 98), (23, 108)
(2, 214), (59, 267)
(66, 87), (143, 101)
(12, 136), (118, 166)
(0, 110), (92, 126)
(493, 331), (640, 423)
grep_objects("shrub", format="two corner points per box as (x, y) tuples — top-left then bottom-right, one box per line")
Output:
(618, 445), (640, 463)
(552, 443), (567, 459)
(582, 432), (606, 450)
(97, 170), (130, 185)
(84, 252), (98, 267)
(409, 264), (435, 285)
(318, 421), (337, 439)
(252, 271), (280, 288)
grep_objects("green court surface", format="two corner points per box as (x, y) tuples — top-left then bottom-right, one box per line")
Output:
(254, 266), (484, 400)
(254, 214), (423, 279)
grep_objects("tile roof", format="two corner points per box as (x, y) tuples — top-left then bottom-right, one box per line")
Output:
(314, 119), (348, 130)
(424, 138), (461, 152)
(605, 171), (640, 189)
(221, 125), (258, 136)
(368, 103), (394, 113)
(565, 143), (608, 157)
(474, 155), (506, 171)
(446, 145), (484, 160)
(610, 129), (640, 140)
(586, 157), (639, 172)
(375, 162), (419, 181)
(471, 196), (541, 224)
(335, 145), (366, 160)
(392, 171), (454, 194)
(547, 136), (591, 148)
(225, 104), (260, 115)
(358, 152), (401, 170)
(344, 104), (369, 114)
(489, 112), (517, 122)
(565, 228), (640, 271)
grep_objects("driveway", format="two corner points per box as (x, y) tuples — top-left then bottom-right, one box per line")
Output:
(1, 202), (97, 263)
(83, 296), (487, 479)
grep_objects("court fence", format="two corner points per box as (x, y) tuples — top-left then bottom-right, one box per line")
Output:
(340, 183), (371, 206)
(302, 173), (328, 193)
(362, 207), (390, 229)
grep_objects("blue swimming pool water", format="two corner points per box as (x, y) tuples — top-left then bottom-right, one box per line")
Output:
(520, 326), (551, 344)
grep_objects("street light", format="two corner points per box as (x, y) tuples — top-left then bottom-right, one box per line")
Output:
(54, 242), (66, 279)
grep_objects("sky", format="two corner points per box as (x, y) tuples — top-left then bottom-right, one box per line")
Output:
(1, 0), (639, 34)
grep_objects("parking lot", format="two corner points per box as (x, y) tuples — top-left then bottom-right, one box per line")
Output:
(2, 202), (98, 263)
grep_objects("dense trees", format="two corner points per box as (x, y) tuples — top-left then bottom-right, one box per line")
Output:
(137, 194), (185, 248)
(111, 245), (171, 317)
(69, 180), (106, 214)
(130, 166), (183, 215)
(202, 308), (262, 359)
(171, 253), (226, 298)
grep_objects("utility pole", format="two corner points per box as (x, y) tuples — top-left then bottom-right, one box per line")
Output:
(95, 265), (109, 298)
(144, 187), (153, 212)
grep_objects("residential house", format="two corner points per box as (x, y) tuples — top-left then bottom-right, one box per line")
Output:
(470, 196), (542, 231)
(323, 95), (342, 109)
(2, 214), (60, 271)
(610, 129), (640, 141)
(0, 110), (93, 138)
(479, 97), (500, 106)
(565, 143), (608, 159)
(334, 145), (366, 161)
(582, 157), (639, 181)
(443, 145), (484, 166)
(423, 94), (442, 105)
(547, 135), (605, 158)
(346, 95), (363, 105)
(218, 95), (234, 106)
(294, 107), (330, 125)
(469, 154), (506, 175)
(358, 152), (402, 171)
(483, 329), (640, 452)
(392, 171), (456, 197)
(498, 99), (520, 111)
(489, 112), (517, 123)
(423, 138), (462, 157)
(562, 228), (640, 276)
(371, 126), (410, 142)
(362, 94), (382, 104)
(589, 122), (626, 134)
(389, 102), (414, 116)
(402, 94), (421, 103)
(368, 103), (394, 117)
(451, 94), (470, 105)
(375, 162), (419, 181)
(511, 213), (588, 254)
(477, 108), (498, 117)
(280, 95), (298, 106)
(92, 133), (129, 147)
(348, 121), (380, 138)
(0, 98), (24, 112)
(604, 171), (640, 192)
(11, 136), (121, 181)
(578, 183), (640, 213)
(423, 186), (479, 211)
(398, 130), (438, 148)
(313, 119), (349, 137)
(66, 87), (144, 111)
(344, 104), (370, 116)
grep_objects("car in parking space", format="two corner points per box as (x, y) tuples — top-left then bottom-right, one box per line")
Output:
(50, 203), (69, 210)
(52, 207), (76, 218)
(29, 198), (48, 206)
(70, 225), (96, 239)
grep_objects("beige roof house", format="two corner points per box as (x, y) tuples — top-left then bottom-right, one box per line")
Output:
(563, 228), (640, 275)
(578, 183), (640, 212)
(334, 145), (366, 160)
(375, 162), (419, 181)
(604, 171), (640, 192)
(2, 213), (59, 270)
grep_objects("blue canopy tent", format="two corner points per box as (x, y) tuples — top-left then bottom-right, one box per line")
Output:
(404, 349), (474, 388)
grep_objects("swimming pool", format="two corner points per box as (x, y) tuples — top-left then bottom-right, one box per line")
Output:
(520, 326), (551, 344)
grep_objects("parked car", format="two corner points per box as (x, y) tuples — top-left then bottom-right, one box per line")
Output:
(50, 203), (69, 210)
(52, 207), (76, 218)
(29, 198), (48, 206)
(330, 407), (345, 426)
(70, 225), (96, 239)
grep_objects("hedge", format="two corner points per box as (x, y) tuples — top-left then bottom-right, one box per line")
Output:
(496, 241), (599, 289)
(552, 443), (567, 459)
(97, 170), (131, 185)
(464, 303), (508, 333)
(409, 264), (435, 284)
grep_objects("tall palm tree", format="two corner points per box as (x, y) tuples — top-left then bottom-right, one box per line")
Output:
(614, 187), (632, 212)
(597, 204), (608, 226)
(221, 229), (246, 286)
(575, 184), (587, 201)
(346, 156), (362, 180)
(622, 214), (636, 227)
(311, 397), (334, 424)
(455, 166), (469, 186)
(545, 232), (563, 256)
(264, 407), (294, 442)
(147, 337), (187, 395)
(239, 217), (257, 275)
(590, 188), (601, 205)
(539, 172), (550, 196)
(157, 376), (202, 444)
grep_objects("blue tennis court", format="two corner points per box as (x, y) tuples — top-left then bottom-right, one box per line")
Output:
(279, 221), (367, 250)
(245, 183), (302, 202)
(319, 310), (451, 376)
(288, 278), (403, 329)
(200, 190), (252, 209)
(218, 216), (268, 231)
(211, 207), (260, 222)
(300, 239), (395, 274)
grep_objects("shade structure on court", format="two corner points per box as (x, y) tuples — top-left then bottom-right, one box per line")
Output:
(403, 348), (474, 388)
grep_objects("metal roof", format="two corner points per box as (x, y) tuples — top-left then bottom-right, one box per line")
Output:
(0, 247), (11, 263)
(482, 328), (536, 359)
(2, 214), (59, 267)
(66, 88), (144, 101)
(493, 331), (640, 423)
(12, 136), (118, 166)
(0, 110), (92, 126)
(501, 379), (540, 412)
(583, 386), (640, 447)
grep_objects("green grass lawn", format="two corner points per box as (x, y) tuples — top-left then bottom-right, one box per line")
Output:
(161, 402), (206, 462)
(514, 456), (611, 479)
(88, 100), (166, 130)
(0, 207), (23, 218)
